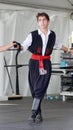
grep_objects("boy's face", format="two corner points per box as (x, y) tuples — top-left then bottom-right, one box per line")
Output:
(37, 16), (50, 30)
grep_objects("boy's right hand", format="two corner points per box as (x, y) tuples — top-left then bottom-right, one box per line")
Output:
(13, 41), (21, 50)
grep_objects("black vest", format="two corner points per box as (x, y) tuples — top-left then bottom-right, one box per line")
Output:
(28, 30), (56, 56)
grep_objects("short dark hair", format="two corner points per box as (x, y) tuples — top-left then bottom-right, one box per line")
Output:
(36, 12), (50, 21)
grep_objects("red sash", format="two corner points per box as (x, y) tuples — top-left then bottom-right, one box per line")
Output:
(31, 54), (50, 69)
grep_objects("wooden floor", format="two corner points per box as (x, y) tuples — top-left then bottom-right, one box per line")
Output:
(0, 97), (73, 130)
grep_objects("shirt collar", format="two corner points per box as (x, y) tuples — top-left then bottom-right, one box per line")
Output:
(38, 29), (51, 36)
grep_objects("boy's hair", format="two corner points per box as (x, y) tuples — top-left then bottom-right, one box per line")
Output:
(36, 12), (50, 21)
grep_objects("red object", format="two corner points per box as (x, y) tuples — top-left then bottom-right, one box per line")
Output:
(31, 54), (50, 69)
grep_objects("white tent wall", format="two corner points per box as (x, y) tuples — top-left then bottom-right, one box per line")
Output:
(0, 4), (72, 96)
(0, 21), (5, 96)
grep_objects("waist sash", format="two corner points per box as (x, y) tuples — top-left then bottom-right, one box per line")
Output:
(31, 54), (50, 69)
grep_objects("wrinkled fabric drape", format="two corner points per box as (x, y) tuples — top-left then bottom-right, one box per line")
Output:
(0, 21), (4, 96)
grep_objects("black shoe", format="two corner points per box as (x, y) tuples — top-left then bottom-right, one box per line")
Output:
(28, 110), (37, 123)
(36, 113), (43, 123)
(28, 116), (35, 123)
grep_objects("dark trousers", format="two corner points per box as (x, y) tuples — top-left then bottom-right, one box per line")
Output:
(28, 59), (52, 100)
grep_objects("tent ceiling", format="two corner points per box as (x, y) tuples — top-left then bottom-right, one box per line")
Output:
(0, 0), (73, 11)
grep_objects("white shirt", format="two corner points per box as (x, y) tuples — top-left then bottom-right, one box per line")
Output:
(22, 29), (62, 55)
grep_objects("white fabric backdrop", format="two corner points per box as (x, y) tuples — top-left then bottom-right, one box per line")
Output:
(0, 5), (73, 96)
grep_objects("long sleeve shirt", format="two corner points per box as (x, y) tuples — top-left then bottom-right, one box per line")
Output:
(21, 29), (62, 56)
